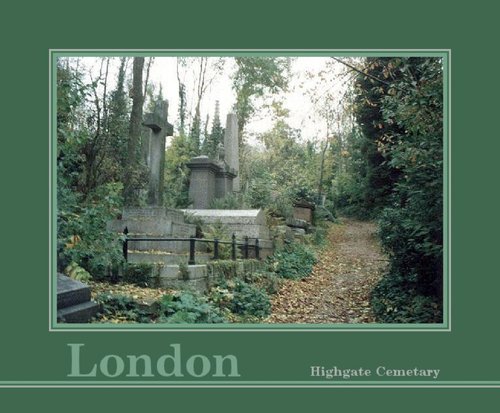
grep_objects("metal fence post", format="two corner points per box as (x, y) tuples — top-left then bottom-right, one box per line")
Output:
(231, 233), (236, 260)
(122, 227), (129, 262)
(244, 236), (249, 259)
(213, 238), (219, 260)
(189, 237), (196, 265)
(255, 238), (260, 260)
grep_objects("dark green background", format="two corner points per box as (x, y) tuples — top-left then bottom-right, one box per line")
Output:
(1, 0), (498, 409)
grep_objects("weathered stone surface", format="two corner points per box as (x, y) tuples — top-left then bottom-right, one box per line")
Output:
(57, 274), (99, 323)
(181, 209), (273, 258)
(57, 301), (101, 323)
(142, 99), (173, 206)
(184, 209), (266, 224)
(186, 156), (236, 208)
(224, 113), (240, 192)
(286, 217), (309, 229)
(293, 200), (315, 224)
(108, 207), (196, 238)
(182, 209), (269, 239)
(57, 273), (91, 309)
(186, 156), (219, 208)
(291, 228), (306, 236)
(128, 251), (212, 266)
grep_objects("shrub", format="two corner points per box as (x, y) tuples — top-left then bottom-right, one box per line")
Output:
(209, 193), (245, 209)
(243, 271), (282, 295)
(268, 242), (317, 279)
(202, 221), (236, 260)
(230, 279), (271, 318)
(209, 278), (271, 319)
(123, 263), (157, 287)
(159, 291), (226, 324)
(57, 182), (124, 280)
(95, 293), (151, 323)
(371, 273), (442, 323)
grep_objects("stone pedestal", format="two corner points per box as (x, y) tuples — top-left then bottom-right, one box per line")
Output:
(186, 156), (236, 209)
(187, 156), (219, 209)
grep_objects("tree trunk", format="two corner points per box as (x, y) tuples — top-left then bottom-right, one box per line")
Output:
(123, 57), (145, 206)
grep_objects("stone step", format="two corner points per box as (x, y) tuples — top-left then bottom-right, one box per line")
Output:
(128, 251), (213, 266)
(57, 300), (100, 323)
(57, 274), (92, 309)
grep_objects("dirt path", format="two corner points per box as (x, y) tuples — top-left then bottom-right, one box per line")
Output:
(266, 218), (387, 324)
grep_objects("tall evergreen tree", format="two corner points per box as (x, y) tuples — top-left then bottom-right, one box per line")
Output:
(201, 101), (224, 159)
(107, 57), (130, 181)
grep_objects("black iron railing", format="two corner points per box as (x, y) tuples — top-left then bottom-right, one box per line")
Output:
(122, 227), (260, 264)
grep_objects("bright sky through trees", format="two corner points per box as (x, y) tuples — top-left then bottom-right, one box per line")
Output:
(70, 56), (349, 147)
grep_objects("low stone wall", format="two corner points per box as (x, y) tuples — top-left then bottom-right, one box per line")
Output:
(124, 259), (265, 293)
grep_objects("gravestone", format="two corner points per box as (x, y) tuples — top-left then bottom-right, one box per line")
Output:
(142, 99), (173, 206)
(293, 200), (315, 224)
(57, 274), (100, 323)
(224, 113), (240, 192)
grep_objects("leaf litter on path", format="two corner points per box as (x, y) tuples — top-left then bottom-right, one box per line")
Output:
(265, 218), (387, 324)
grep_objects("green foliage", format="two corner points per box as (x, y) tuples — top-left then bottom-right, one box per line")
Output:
(268, 242), (317, 280)
(371, 273), (442, 323)
(164, 134), (194, 208)
(57, 182), (124, 279)
(206, 260), (245, 281)
(345, 57), (444, 321)
(209, 193), (245, 209)
(95, 293), (151, 323)
(202, 221), (234, 260)
(209, 278), (271, 319)
(239, 116), (325, 220)
(159, 292), (226, 323)
(229, 279), (271, 318)
(178, 262), (189, 281)
(123, 263), (156, 287)
(64, 261), (91, 282)
(233, 57), (291, 139)
(201, 101), (224, 159)
(242, 271), (282, 295)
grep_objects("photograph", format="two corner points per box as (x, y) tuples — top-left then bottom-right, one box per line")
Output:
(54, 53), (446, 326)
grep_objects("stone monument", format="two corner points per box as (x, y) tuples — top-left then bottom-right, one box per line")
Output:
(186, 112), (240, 208)
(142, 99), (173, 206)
(223, 113), (240, 192)
(186, 156), (236, 209)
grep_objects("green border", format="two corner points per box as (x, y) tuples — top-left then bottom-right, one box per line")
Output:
(2, 381), (500, 389)
(50, 49), (451, 332)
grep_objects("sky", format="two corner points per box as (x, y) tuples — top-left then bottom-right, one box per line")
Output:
(71, 56), (352, 148)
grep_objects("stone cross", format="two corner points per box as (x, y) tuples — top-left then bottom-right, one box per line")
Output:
(142, 99), (174, 206)
(223, 113), (240, 192)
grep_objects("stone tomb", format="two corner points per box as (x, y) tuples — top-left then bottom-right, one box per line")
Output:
(57, 274), (100, 323)
(182, 209), (274, 259)
(107, 206), (196, 252)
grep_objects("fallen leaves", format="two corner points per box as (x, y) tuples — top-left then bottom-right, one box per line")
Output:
(265, 218), (387, 324)
(89, 280), (174, 306)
